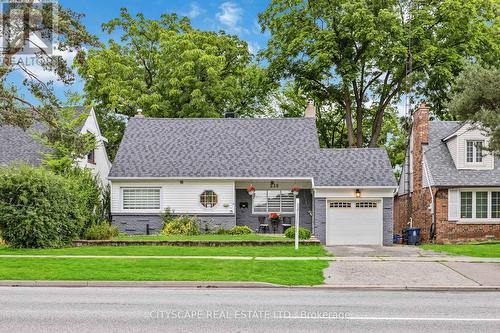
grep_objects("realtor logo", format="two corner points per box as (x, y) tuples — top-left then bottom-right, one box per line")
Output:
(0, 0), (57, 57)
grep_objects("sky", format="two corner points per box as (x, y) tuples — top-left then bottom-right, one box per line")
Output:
(8, 0), (271, 104)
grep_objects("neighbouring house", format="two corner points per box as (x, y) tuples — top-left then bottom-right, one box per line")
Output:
(0, 107), (111, 186)
(395, 103), (500, 244)
(108, 103), (397, 245)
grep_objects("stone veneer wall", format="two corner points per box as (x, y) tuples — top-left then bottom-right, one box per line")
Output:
(382, 197), (394, 245)
(313, 198), (327, 243)
(112, 214), (236, 235)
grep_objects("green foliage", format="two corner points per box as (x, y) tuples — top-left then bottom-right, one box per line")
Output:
(65, 168), (107, 232)
(161, 216), (200, 236)
(260, 0), (500, 147)
(0, 166), (85, 248)
(448, 65), (500, 153)
(77, 8), (276, 159)
(228, 226), (253, 235)
(83, 223), (119, 240)
(36, 101), (97, 175)
(0, 2), (99, 129)
(285, 227), (311, 240)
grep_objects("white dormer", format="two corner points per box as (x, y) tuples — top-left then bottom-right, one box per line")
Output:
(443, 122), (494, 170)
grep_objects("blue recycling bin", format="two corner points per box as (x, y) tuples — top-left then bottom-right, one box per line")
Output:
(406, 228), (421, 245)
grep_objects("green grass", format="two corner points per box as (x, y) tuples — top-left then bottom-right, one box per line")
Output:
(0, 244), (329, 257)
(113, 234), (288, 241)
(420, 243), (500, 257)
(0, 257), (328, 285)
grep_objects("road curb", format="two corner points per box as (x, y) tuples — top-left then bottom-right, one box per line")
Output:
(0, 280), (281, 288)
(0, 280), (499, 291)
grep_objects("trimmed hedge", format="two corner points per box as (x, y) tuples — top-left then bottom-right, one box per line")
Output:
(284, 227), (311, 240)
(83, 223), (119, 240)
(0, 166), (86, 248)
(228, 226), (253, 235)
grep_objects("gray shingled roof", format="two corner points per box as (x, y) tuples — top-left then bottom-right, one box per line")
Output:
(424, 121), (500, 187)
(313, 149), (396, 187)
(109, 117), (396, 187)
(0, 107), (89, 167)
(0, 123), (47, 166)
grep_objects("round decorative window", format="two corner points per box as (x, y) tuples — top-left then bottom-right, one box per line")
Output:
(200, 190), (218, 208)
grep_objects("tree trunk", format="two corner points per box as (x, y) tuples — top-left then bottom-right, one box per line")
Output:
(369, 107), (385, 147)
(344, 99), (355, 147)
(356, 106), (363, 147)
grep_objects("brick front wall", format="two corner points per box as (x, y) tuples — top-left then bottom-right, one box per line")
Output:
(395, 188), (500, 243)
(434, 189), (500, 243)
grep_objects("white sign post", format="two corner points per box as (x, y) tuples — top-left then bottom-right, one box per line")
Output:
(294, 197), (300, 250)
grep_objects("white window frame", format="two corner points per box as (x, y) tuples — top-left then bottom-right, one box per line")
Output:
(200, 190), (218, 208)
(459, 189), (500, 223)
(252, 190), (295, 214)
(121, 187), (162, 211)
(465, 140), (484, 164)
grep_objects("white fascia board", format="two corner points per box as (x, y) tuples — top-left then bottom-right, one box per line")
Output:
(108, 176), (315, 181)
(313, 185), (398, 189)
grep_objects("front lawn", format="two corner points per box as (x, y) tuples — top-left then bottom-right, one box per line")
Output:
(0, 244), (329, 257)
(113, 234), (288, 241)
(0, 257), (328, 285)
(420, 243), (500, 257)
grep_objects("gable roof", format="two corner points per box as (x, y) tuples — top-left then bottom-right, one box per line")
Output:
(0, 107), (90, 167)
(314, 148), (396, 187)
(109, 117), (396, 187)
(424, 121), (500, 187)
(0, 123), (48, 166)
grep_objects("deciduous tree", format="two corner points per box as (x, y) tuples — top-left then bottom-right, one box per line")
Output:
(259, 0), (499, 147)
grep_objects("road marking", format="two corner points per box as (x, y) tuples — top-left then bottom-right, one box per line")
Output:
(284, 316), (500, 321)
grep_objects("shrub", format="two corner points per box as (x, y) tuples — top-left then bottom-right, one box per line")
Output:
(228, 226), (253, 235)
(83, 223), (119, 240)
(214, 227), (229, 235)
(161, 215), (200, 235)
(285, 227), (311, 240)
(64, 168), (106, 233)
(0, 165), (85, 248)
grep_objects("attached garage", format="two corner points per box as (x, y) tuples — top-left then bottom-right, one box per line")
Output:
(326, 200), (383, 245)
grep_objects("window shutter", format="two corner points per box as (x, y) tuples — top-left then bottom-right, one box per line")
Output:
(448, 189), (459, 221)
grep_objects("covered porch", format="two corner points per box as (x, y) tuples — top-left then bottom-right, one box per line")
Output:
(234, 179), (314, 234)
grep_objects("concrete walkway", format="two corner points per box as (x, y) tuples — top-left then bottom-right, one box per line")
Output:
(1, 254), (499, 262)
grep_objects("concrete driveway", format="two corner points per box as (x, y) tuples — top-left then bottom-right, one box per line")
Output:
(323, 245), (500, 287)
(325, 245), (446, 257)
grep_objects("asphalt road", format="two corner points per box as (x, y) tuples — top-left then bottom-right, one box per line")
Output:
(0, 287), (499, 332)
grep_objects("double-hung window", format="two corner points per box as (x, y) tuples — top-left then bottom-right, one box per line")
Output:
(460, 190), (500, 220)
(122, 188), (161, 210)
(466, 140), (484, 163)
(253, 190), (295, 214)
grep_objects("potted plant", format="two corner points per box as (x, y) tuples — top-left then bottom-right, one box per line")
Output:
(247, 185), (256, 196)
(268, 212), (281, 233)
(291, 186), (301, 196)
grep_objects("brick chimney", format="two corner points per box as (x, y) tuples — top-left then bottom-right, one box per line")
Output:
(412, 102), (430, 197)
(304, 100), (316, 118)
(413, 103), (429, 145)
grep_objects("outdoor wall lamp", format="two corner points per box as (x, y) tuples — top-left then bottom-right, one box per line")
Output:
(355, 189), (361, 198)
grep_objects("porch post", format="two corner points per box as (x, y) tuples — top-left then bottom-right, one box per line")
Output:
(295, 197), (300, 250)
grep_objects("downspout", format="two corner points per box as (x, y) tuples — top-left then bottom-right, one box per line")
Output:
(311, 189), (315, 235)
(422, 155), (436, 242)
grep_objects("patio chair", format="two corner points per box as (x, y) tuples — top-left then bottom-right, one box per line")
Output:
(282, 216), (292, 233)
(258, 216), (269, 233)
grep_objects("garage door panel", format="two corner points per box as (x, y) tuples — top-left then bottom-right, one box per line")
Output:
(327, 201), (382, 245)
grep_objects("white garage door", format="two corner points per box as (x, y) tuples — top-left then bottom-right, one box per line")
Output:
(326, 200), (383, 245)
